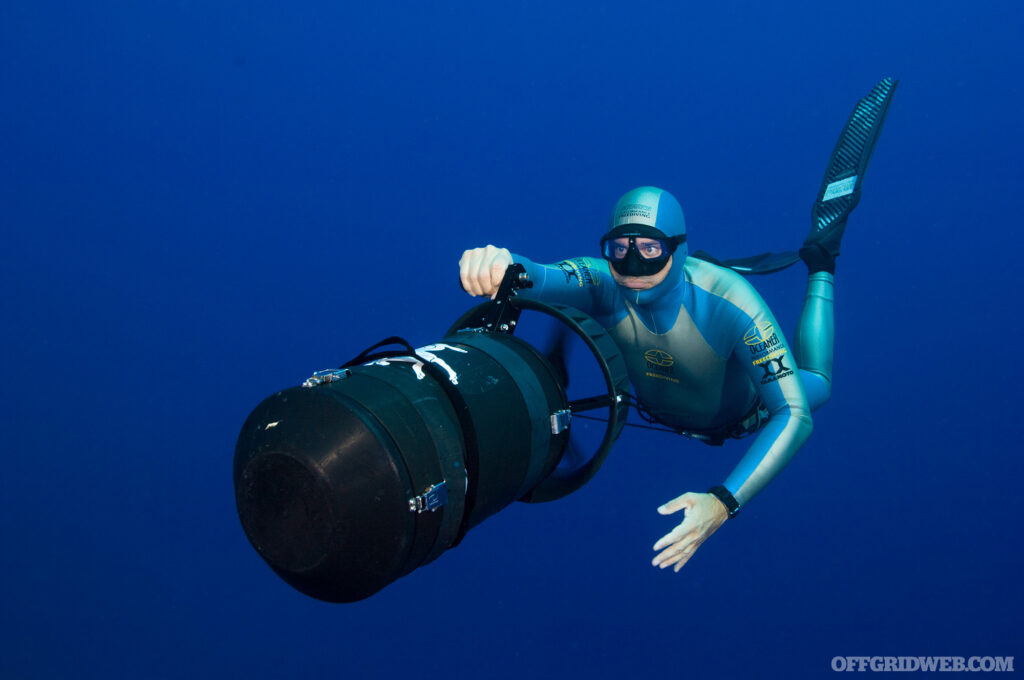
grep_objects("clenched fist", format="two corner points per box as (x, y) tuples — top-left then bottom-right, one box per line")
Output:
(459, 245), (513, 298)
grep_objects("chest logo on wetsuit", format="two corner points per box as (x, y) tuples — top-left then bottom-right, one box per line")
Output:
(644, 349), (674, 366)
(745, 321), (788, 367)
(643, 349), (679, 383)
(556, 258), (599, 288)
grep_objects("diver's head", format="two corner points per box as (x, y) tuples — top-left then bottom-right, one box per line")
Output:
(600, 187), (686, 290)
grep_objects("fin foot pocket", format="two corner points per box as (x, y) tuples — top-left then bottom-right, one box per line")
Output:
(799, 243), (837, 275)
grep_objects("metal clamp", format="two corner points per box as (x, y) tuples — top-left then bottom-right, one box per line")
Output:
(408, 482), (448, 513)
(302, 368), (351, 388)
(550, 409), (571, 434)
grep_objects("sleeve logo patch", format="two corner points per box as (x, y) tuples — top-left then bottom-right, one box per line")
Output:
(556, 258), (599, 288)
(759, 356), (795, 384)
(745, 321), (786, 366)
(744, 321), (775, 345)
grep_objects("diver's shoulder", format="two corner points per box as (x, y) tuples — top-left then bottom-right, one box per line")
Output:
(683, 256), (751, 291)
(683, 256), (765, 312)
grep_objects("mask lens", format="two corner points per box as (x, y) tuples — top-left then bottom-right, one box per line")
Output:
(602, 239), (631, 260)
(635, 239), (666, 260)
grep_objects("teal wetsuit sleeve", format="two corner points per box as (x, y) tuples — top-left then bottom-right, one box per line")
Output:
(511, 253), (616, 316)
(722, 290), (814, 508)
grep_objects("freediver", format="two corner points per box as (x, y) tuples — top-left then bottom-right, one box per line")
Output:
(458, 79), (897, 573)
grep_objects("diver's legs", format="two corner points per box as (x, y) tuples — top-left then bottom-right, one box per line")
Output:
(794, 272), (834, 411)
(792, 80), (897, 410)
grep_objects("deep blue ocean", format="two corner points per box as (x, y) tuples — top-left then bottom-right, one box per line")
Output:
(3, 2), (1022, 678)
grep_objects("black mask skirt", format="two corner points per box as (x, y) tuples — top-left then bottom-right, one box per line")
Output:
(600, 227), (685, 277)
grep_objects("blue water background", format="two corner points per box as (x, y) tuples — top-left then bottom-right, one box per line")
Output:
(2, 2), (1022, 677)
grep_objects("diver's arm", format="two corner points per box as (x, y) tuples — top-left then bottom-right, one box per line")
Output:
(655, 335), (811, 572)
(722, 322), (814, 509)
(459, 246), (612, 314)
(510, 254), (614, 314)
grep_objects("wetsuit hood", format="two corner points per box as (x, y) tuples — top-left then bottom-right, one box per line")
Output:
(608, 187), (686, 245)
(605, 187), (687, 305)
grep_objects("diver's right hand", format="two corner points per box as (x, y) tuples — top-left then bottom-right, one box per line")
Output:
(459, 245), (512, 297)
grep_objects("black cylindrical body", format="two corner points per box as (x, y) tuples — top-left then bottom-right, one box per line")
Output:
(234, 332), (568, 602)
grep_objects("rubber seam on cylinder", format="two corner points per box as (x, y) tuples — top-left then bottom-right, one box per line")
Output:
(334, 374), (446, 577)
(371, 366), (468, 566)
(413, 359), (481, 548)
(455, 333), (557, 501)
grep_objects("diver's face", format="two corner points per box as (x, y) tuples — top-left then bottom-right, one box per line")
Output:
(610, 254), (673, 290)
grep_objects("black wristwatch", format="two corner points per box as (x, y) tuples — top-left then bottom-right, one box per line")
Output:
(708, 485), (740, 519)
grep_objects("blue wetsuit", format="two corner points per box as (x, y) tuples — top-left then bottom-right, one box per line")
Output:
(514, 252), (834, 508)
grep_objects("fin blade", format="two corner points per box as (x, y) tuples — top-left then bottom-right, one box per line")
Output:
(811, 77), (899, 235)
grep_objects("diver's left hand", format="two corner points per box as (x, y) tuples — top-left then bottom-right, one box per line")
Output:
(652, 492), (729, 572)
